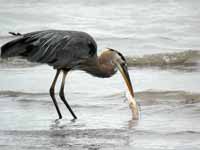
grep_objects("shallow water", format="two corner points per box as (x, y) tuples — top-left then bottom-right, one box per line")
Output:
(0, 0), (200, 150)
(0, 66), (200, 150)
(1, 0), (200, 55)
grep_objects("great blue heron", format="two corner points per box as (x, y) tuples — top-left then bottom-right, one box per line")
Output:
(1, 30), (138, 119)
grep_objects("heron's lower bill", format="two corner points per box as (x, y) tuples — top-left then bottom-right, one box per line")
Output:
(126, 92), (139, 120)
(116, 62), (139, 120)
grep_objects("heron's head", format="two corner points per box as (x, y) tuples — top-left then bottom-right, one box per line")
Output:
(100, 48), (134, 97)
(100, 48), (139, 119)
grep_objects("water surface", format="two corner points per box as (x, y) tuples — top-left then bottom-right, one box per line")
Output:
(0, 0), (200, 149)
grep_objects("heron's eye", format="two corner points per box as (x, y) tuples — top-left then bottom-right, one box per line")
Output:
(121, 62), (125, 66)
(121, 62), (128, 68)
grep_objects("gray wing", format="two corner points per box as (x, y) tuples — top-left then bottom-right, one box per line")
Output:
(1, 30), (97, 69)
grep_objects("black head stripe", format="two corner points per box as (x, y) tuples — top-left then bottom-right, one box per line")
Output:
(107, 48), (126, 62)
(117, 51), (126, 61)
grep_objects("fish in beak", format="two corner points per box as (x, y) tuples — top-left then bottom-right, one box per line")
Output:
(116, 62), (139, 120)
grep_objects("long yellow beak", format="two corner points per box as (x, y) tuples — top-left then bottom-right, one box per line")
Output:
(116, 62), (139, 120)
(116, 63), (134, 97)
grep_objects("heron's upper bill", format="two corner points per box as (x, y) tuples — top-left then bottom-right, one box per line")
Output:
(115, 61), (139, 120)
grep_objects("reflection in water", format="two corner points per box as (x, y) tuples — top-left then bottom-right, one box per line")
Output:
(127, 119), (139, 129)
(50, 119), (78, 130)
(50, 119), (63, 130)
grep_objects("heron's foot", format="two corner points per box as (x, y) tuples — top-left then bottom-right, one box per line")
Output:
(73, 115), (77, 120)
(57, 113), (62, 120)
(54, 119), (61, 125)
(71, 118), (77, 122)
(55, 116), (62, 122)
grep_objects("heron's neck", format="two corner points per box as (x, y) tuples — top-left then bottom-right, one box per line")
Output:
(84, 56), (117, 78)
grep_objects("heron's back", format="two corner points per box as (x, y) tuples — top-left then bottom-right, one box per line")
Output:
(1, 30), (97, 69)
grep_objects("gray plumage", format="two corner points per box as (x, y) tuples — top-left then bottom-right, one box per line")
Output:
(0, 30), (137, 120)
(1, 30), (97, 69)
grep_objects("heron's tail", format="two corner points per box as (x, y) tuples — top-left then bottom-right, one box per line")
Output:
(8, 32), (22, 36)
(1, 37), (27, 58)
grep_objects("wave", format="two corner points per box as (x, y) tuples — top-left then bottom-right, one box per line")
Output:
(0, 57), (39, 68)
(136, 90), (200, 105)
(1, 128), (200, 138)
(130, 130), (200, 136)
(1, 90), (200, 105)
(0, 50), (199, 69)
(126, 50), (200, 67)
(0, 91), (48, 97)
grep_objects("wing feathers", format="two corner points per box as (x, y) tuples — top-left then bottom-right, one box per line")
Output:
(1, 30), (97, 68)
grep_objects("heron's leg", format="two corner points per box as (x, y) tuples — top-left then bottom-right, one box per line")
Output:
(59, 70), (77, 119)
(49, 69), (62, 119)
